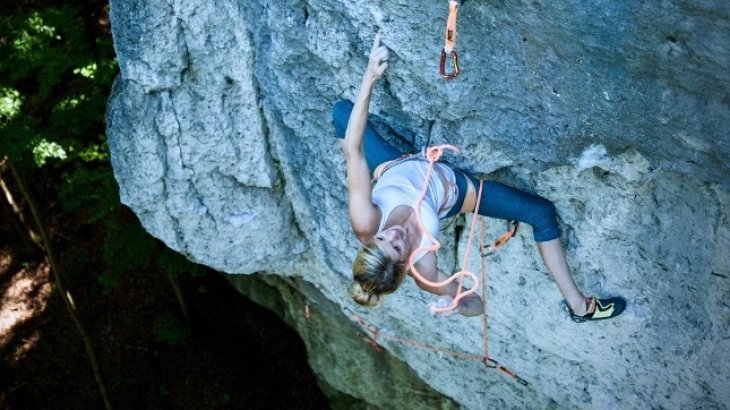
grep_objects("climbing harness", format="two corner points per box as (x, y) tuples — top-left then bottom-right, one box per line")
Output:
(371, 148), (455, 215)
(349, 144), (527, 385)
(371, 152), (419, 183)
(440, 0), (461, 79)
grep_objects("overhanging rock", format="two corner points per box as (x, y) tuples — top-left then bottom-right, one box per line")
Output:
(106, 1), (730, 408)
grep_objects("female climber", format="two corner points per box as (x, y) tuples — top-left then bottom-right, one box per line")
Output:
(334, 32), (626, 321)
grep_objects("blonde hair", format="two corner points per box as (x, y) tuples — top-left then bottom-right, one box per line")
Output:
(349, 238), (407, 307)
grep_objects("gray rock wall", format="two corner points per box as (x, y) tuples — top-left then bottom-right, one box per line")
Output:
(106, 1), (730, 408)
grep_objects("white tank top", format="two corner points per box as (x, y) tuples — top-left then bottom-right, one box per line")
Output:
(371, 159), (458, 263)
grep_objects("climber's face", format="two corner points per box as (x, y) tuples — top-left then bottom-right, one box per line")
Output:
(374, 225), (412, 263)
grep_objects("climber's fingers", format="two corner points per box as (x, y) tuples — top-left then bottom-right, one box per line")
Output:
(372, 46), (389, 63)
(371, 31), (381, 53)
(367, 32), (390, 79)
(372, 46), (389, 69)
(374, 60), (388, 76)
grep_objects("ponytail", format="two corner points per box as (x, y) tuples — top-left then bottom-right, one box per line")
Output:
(350, 238), (407, 307)
(348, 281), (382, 307)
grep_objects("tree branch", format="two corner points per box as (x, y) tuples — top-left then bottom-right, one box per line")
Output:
(2, 156), (113, 410)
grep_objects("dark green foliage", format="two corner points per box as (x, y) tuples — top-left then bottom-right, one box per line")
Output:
(157, 246), (204, 280)
(101, 217), (155, 295)
(0, 5), (114, 174)
(57, 163), (118, 222)
(152, 311), (191, 348)
(0, 3), (201, 296)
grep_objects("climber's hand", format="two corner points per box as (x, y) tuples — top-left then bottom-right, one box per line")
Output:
(366, 32), (389, 81)
(457, 294), (484, 317)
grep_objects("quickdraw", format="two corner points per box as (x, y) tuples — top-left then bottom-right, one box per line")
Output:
(480, 220), (520, 257)
(440, 0), (461, 79)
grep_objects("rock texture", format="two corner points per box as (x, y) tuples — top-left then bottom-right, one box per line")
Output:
(106, 1), (730, 408)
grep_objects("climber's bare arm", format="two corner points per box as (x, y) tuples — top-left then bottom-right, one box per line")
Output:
(410, 253), (457, 296)
(410, 252), (484, 316)
(342, 33), (390, 243)
(344, 148), (379, 243)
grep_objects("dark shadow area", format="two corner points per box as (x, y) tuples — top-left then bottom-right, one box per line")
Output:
(0, 208), (330, 409)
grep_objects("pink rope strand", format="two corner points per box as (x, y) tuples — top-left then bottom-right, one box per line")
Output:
(407, 145), (484, 314)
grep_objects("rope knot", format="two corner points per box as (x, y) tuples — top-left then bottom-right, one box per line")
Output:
(425, 144), (459, 163)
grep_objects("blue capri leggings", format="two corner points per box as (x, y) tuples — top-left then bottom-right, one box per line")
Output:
(333, 100), (561, 242)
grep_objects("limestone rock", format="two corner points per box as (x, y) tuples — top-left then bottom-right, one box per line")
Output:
(106, 1), (730, 408)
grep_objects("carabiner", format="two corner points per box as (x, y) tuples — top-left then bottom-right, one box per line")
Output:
(480, 220), (520, 256)
(439, 48), (460, 80)
(509, 220), (519, 237)
(482, 357), (530, 386)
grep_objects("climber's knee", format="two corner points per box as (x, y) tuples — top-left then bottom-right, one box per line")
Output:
(530, 198), (561, 242)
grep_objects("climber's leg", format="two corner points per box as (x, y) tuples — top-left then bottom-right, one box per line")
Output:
(537, 238), (587, 315)
(472, 179), (561, 241)
(462, 177), (587, 314)
(332, 99), (404, 174)
(466, 177), (626, 320)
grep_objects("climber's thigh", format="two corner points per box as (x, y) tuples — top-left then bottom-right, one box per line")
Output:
(332, 99), (403, 174)
(473, 178), (561, 242)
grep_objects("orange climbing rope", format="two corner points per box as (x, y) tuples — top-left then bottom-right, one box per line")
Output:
(348, 144), (527, 385)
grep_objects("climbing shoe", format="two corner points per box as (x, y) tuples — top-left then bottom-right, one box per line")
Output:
(565, 296), (626, 323)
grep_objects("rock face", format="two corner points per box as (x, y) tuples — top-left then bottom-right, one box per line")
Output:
(106, 1), (730, 408)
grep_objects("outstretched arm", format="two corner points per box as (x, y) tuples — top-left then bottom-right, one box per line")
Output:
(342, 33), (390, 243)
